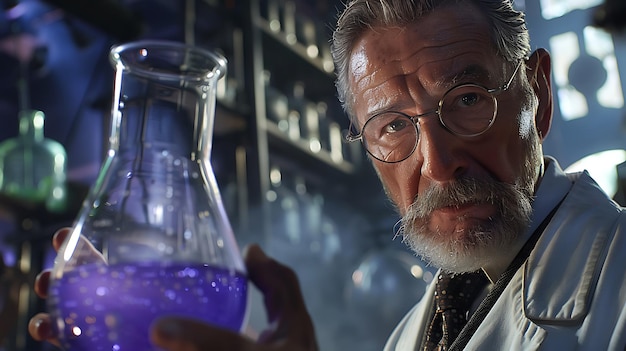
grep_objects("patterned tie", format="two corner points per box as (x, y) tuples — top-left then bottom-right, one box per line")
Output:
(423, 271), (489, 351)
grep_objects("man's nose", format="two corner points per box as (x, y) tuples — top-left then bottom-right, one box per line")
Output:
(415, 121), (467, 182)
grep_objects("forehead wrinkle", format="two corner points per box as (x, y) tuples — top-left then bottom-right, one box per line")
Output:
(352, 48), (433, 105)
(350, 18), (490, 94)
(349, 6), (498, 121)
(449, 64), (492, 85)
(356, 55), (493, 118)
(430, 59), (494, 91)
(361, 74), (410, 114)
(402, 43), (492, 81)
(352, 50), (411, 93)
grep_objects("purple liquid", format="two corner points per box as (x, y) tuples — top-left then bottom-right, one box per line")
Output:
(48, 262), (248, 351)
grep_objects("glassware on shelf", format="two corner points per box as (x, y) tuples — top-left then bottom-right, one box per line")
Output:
(263, 70), (289, 131)
(282, 1), (297, 45)
(287, 110), (302, 141)
(328, 121), (344, 164)
(301, 102), (321, 153)
(287, 81), (306, 142)
(0, 109), (68, 213)
(345, 244), (432, 329)
(261, 0), (282, 32)
(266, 164), (301, 245)
(47, 40), (248, 351)
(296, 17), (318, 58)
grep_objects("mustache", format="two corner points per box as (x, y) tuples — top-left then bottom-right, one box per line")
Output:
(410, 177), (527, 217)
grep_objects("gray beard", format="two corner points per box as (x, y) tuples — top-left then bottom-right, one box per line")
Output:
(397, 134), (540, 273)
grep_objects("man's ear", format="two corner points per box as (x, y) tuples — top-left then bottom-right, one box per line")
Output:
(526, 48), (553, 141)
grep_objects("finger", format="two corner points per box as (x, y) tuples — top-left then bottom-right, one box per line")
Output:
(150, 317), (259, 351)
(53, 228), (107, 266)
(52, 228), (72, 251)
(28, 313), (60, 347)
(34, 270), (51, 298)
(244, 244), (307, 322)
(39, 227), (70, 299)
(243, 244), (317, 347)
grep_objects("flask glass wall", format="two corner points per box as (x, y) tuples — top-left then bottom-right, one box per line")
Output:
(47, 41), (248, 351)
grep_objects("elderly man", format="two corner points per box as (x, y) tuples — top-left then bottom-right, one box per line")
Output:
(332, 0), (626, 350)
(29, 0), (626, 350)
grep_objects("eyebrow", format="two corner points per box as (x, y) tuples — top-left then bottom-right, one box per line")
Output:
(438, 64), (492, 88)
(361, 63), (494, 122)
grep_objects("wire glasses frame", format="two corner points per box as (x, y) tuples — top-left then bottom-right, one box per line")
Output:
(346, 60), (524, 163)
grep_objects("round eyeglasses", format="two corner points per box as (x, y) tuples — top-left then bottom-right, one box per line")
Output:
(346, 60), (524, 163)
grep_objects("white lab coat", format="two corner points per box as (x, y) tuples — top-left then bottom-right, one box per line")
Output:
(384, 163), (626, 350)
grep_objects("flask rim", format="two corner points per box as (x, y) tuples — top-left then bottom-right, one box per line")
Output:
(109, 40), (227, 82)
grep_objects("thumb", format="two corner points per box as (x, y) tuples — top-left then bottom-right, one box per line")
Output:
(243, 244), (317, 348)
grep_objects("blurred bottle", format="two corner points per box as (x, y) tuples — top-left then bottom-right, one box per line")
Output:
(0, 109), (67, 213)
(302, 101), (321, 153)
(345, 245), (433, 340)
(287, 81), (323, 153)
(287, 81), (305, 141)
(263, 70), (289, 132)
(328, 121), (344, 164)
(266, 164), (301, 245)
(282, 1), (297, 45)
(296, 17), (318, 58)
(260, 0), (282, 32)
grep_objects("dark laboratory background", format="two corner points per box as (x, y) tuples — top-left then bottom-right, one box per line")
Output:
(0, 0), (625, 351)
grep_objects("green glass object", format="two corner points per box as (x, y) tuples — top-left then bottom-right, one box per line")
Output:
(0, 109), (68, 213)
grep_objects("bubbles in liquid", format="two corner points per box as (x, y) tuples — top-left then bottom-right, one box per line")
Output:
(49, 262), (248, 351)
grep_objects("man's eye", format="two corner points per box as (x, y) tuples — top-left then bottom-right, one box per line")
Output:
(384, 118), (409, 133)
(460, 92), (480, 107)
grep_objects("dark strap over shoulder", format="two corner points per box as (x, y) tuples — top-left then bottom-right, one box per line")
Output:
(448, 201), (562, 351)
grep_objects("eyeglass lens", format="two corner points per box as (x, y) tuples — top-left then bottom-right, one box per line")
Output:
(362, 85), (497, 163)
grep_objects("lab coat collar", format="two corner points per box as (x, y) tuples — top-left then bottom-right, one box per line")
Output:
(523, 166), (621, 323)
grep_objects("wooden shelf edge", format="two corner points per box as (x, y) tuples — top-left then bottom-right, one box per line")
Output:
(265, 120), (355, 175)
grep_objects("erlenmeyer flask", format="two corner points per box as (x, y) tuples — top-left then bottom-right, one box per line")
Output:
(47, 41), (248, 351)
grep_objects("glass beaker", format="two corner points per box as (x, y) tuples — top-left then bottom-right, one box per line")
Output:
(47, 41), (248, 351)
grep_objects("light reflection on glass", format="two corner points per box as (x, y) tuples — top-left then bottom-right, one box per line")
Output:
(147, 204), (164, 225)
(410, 265), (423, 279)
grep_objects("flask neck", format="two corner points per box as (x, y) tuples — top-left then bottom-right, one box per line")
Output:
(107, 41), (225, 163)
(109, 71), (216, 162)
(19, 110), (46, 143)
